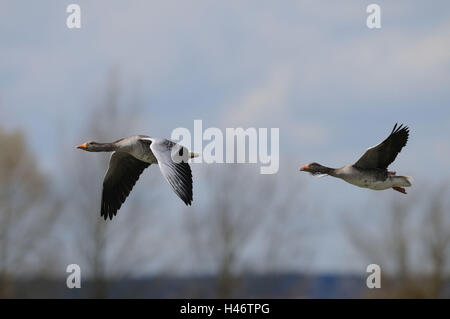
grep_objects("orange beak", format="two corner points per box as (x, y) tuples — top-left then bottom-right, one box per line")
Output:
(76, 143), (87, 150)
(299, 164), (309, 171)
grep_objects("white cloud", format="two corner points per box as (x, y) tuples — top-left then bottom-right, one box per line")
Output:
(220, 65), (329, 145)
(221, 65), (291, 125)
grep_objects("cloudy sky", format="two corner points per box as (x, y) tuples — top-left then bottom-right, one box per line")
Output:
(1, 1), (449, 274)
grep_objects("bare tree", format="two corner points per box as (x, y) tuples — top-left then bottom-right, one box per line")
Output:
(0, 127), (61, 297)
(419, 185), (450, 297)
(345, 185), (450, 298)
(183, 164), (306, 298)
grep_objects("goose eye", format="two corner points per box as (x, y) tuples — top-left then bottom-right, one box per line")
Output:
(178, 148), (184, 157)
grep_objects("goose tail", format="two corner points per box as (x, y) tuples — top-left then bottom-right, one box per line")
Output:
(394, 176), (413, 187)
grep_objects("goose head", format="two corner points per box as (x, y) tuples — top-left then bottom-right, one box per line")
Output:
(76, 141), (114, 152)
(299, 162), (330, 175)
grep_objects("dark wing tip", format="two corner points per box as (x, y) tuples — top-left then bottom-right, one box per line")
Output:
(183, 198), (193, 206)
(101, 190), (128, 221)
(100, 190), (120, 221)
(391, 123), (398, 134)
(390, 123), (410, 145)
(170, 162), (193, 206)
(392, 123), (409, 134)
(178, 184), (193, 206)
(385, 123), (410, 166)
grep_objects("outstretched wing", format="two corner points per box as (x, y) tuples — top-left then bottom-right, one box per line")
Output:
(101, 152), (150, 220)
(149, 138), (193, 205)
(354, 123), (409, 169)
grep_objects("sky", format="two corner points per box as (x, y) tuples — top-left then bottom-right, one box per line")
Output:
(1, 1), (449, 274)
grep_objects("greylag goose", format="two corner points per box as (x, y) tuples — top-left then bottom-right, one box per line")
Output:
(300, 123), (412, 194)
(76, 135), (198, 220)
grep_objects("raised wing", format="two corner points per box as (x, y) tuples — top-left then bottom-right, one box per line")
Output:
(149, 138), (193, 205)
(354, 123), (409, 169)
(101, 152), (150, 220)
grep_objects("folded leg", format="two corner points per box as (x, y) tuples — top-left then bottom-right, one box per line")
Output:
(392, 186), (406, 194)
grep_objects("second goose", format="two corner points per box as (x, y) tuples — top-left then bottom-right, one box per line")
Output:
(299, 123), (412, 194)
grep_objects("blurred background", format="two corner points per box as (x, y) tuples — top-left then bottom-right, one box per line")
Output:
(0, 1), (449, 298)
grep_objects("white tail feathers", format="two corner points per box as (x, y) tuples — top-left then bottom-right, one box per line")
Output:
(404, 176), (413, 186)
(394, 176), (413, 187)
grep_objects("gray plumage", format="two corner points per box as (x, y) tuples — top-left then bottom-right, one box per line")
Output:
(300, 123), (412, 194)
(77, 135), (196, 220)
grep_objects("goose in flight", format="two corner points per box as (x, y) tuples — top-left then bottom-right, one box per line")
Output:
(76, 135), (198, 220)
(300, 124), (412, 194)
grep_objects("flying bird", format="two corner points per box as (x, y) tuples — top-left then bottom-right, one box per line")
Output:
(299, 123), (412, 194)
(76, 135), (198, 220)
